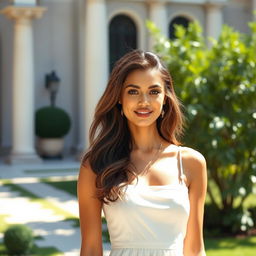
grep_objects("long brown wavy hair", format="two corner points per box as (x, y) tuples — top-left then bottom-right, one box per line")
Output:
(81, 50), (185, 203)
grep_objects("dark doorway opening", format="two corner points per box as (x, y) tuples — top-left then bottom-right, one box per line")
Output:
(109, 14), (137, 72)
(169, 16), (190, 39)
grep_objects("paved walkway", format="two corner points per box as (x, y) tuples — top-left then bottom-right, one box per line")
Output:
(0, 159), (111, 256)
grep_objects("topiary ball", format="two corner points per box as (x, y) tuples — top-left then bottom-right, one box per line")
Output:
(35, 106), (71, 138)
(3, 224), (34, 255)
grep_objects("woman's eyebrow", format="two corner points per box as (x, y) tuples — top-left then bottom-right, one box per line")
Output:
(124, 84), (162, 89)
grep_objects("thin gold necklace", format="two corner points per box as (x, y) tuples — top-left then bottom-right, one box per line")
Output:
(132, 142), (163, 176)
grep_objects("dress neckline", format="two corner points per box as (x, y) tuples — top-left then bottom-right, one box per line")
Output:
(127, 182), (188, 191)
(126, 145), (187, 190)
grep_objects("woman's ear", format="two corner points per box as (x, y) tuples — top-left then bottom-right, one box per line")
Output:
(163, 96), (167, 105)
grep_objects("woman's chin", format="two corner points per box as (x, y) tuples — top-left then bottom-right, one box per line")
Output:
(127, 119), (158, 128)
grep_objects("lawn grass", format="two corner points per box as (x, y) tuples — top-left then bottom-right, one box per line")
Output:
(30, 245), (63, 256)
(205, 235), (256, 256)
(42, 179), (77, 197)
(0, 214), (9, 234)
(0, 242), (62, 256)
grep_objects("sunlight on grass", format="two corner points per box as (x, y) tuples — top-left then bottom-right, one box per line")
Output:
(42, 179), (77, 197)
(3, 183), (76, 219)
(0, 215), (9, 233)
(1, 182), (79, 232)
(0, 242), (62, 256)
(205, 236), (256, 256)
(0, 183), (74, 256)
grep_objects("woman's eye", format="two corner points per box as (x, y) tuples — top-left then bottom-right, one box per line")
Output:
(127, 89), (138, 95)
(150, 90), (161, 95)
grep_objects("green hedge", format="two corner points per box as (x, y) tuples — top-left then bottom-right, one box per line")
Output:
(35, 106), (71, 138)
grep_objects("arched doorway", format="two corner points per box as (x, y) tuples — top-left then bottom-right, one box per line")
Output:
(109, 14), (137, 71)
(169, 16), (190, 39)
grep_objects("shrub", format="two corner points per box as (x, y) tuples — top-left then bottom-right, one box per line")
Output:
(147, 20), (256, 234)
(4, 224), (34, 255)
(35, 106), (71, 138)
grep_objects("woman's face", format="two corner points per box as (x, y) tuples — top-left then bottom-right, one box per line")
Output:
(120, 68), (166, 128)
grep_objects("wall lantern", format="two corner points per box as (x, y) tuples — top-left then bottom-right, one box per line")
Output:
(45, 71), (60, 107)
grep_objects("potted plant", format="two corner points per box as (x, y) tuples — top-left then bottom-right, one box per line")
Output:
(35, 106), (71, 158)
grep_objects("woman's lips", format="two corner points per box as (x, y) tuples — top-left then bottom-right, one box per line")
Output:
(134, 110), (153, 118)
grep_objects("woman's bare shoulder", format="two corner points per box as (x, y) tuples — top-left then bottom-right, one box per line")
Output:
(79, 159), (96, 176)
(179, 146), (207, 186)
(78, 159), (98, 190)
(180, 146), (206, 165)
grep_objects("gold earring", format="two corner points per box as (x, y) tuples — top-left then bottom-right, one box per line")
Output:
(161, 109), (165, 118)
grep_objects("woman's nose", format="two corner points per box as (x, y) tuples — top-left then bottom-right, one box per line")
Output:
(139, 93), (149, 104)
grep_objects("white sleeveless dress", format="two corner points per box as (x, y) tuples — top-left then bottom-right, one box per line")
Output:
(103, 146), (190, 256)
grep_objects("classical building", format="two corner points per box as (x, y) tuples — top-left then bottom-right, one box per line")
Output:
(0, 0), (255, 163)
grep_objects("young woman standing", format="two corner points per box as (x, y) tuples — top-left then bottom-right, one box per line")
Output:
(78, 50), (207, 256)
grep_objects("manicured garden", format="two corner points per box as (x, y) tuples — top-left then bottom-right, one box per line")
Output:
(1, 176), (255, 255)
(0, 180), (76, 256)
(2, 16), (256, 256)
(45, 178), (256, 255)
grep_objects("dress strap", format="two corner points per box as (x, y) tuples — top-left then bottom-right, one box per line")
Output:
(178, 146), (185, 183)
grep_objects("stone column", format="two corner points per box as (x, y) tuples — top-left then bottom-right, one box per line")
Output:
(1, 6), (46, 164)
(76, 0), (86, 158)
(148, 1), (168, 50)
(84, 0), (108, 149)
(205, 4), (223, 45)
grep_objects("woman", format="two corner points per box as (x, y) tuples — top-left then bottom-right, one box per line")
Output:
(78, 50), (207, 256)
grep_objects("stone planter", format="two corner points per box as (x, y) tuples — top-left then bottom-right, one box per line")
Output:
(37, 138), (64, 158)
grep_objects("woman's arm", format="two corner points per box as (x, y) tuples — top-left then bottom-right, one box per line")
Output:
(77, 160), (103, 256)
(182, 147), (208, 256)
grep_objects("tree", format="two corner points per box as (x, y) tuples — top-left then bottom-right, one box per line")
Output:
(147, 20), (256, 234)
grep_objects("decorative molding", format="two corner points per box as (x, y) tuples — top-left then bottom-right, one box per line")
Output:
(0, 6), (47, 20)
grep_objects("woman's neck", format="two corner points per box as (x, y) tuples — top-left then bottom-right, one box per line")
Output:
(128, 123), (163, 153)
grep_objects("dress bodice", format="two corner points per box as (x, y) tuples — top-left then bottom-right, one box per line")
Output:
(102, 146), (190, 255)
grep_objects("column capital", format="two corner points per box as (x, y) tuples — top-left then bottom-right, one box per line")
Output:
(1, 6), (47, 20)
